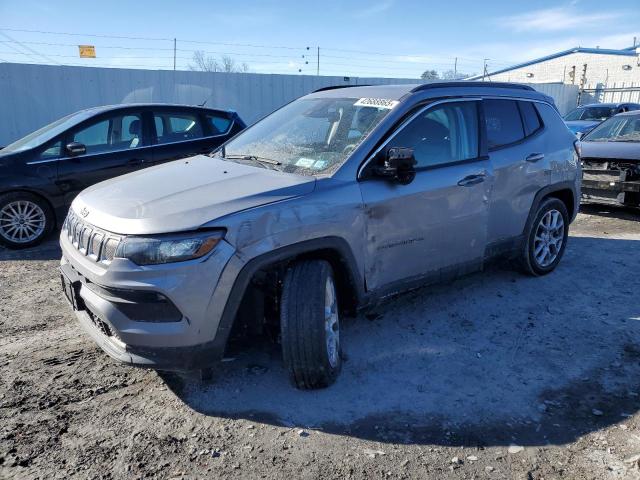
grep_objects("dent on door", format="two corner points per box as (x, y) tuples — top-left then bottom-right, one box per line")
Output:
(361, 161), (492, 292)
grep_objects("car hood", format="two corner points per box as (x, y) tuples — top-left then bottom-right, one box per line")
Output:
(580, 141), (640, 161)
(565, 120), (600, 134)
(72, 155), (316, 235)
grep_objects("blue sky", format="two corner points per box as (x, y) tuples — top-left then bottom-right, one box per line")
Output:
(0, 0), (639, 78)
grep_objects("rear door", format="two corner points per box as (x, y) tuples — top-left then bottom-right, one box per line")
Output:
(484, 99), (549, 244)
(56, 109), (153, 204)
(359, 99), (492, 291)
(150, 109), (213, 164)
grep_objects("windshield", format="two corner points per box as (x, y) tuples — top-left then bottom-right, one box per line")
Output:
(218, 97), (394, 175)
(583, 114), (640, 142)
(564, 106), (616, 122)
(0, 112), (86, 155)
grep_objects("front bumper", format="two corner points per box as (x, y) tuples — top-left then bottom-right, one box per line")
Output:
(582, 169), (640, 206)
(60, 230), (242, 370)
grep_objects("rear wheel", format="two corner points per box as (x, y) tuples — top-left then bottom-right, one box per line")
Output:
(519, 197), (569, 276)
(280, 260), (341, 390)
(0, 192), (54, 249)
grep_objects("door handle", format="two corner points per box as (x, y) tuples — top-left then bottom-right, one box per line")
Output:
(457, 174), (486, 187)
(526, 153), (545, 162)
(127, 158), (145, 166)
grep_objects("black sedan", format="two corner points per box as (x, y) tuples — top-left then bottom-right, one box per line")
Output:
(580, 111), (640, 207)
(0, 104), (246, 248)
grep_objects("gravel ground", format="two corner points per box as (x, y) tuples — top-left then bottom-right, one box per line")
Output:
(1, 204), (640, 479)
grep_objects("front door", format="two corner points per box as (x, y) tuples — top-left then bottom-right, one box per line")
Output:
(57, 110), (152, 205)
(359, 99), (492, 291)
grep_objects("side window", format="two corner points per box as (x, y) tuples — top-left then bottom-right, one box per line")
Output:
(205, 114), (232, 135)
(72, 113), (143, 154)
(518, 101), (543, 136)
(39, 140), (62, 160)
(74, 120), (110, 148)
(154, 112), (204, 144)
(484, 99), (525, 149)
(388, 101), (479, 168)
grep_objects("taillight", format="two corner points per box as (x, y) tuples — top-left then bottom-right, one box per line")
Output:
(573, 140), (582, 158)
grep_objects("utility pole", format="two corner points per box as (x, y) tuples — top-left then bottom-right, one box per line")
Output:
(454, 57), (457, 78)
(483, 59), (490, 81)
(317, 47), (320, 76)
(173, 38), (176, 71)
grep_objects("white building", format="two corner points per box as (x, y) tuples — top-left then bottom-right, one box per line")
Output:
(470, 46), (640, 88)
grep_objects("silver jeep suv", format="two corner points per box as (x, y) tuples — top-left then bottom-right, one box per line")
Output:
(60, 82), (580, 389)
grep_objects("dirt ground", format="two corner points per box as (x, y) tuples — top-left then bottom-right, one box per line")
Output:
(1, 204), (640, 480)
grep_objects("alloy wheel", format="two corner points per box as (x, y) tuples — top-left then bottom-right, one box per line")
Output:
(324, 276), (340, 368)
(533, 209), (564, 268)
(0, 200), (46, 244)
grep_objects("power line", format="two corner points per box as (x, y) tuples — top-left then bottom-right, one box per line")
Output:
(0, 31), (62, 65)
(0, 27), (305, 50)
(0, 26), (518, 67)
(0, 27), (174, 42)
(0, 39), (492, 74)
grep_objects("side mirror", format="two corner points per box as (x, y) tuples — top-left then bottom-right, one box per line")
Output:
(575, 132), (584, 140)
(373, 147), (417, 185)
(66, 142), (86, 157)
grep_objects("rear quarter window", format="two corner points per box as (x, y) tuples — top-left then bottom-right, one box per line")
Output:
(518, 101), (543, 136)
(206, 114), (233, 135)
(483, 99), (525, 149)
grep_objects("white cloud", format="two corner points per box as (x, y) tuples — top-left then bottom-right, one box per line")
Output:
(354, 1), (395, 18)
(499, 6), (622, 32)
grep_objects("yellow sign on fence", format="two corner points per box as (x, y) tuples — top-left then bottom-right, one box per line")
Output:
(78, 45), (96, 58)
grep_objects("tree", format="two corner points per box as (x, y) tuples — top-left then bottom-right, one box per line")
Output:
(420, 69), (439, 80)
(189, 51), (250, 73)
(190, 51), (220, 72)
(441, 69), (475, 80)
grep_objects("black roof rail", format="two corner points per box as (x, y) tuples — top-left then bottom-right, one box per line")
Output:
(312, 84), (371, 93)
(411, 81), (535, 93)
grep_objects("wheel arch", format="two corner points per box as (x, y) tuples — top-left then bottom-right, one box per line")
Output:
(215, 237), (365, 355)
(525, 182), (578, 235)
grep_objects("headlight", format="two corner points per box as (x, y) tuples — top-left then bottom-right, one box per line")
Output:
(115, 230), (224, 265)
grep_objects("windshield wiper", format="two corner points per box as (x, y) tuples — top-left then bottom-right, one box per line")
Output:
(227, 154), (281, 165)
(223, 154), (282, 169)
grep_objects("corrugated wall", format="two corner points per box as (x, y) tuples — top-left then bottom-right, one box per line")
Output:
(0, 63), (579, 146)
(0, 63), (417, 146)
(530, 82), (579, 115)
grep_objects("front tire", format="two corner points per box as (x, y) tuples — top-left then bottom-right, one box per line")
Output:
(519, 197), (569, 276)
(0, 192), (54, 249)
(280, 260), (341, 390)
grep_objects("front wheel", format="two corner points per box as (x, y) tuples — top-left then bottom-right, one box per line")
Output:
(519, 197), (569, 276)
(0, 192), (54, 249)
(280, 260), (341, 390)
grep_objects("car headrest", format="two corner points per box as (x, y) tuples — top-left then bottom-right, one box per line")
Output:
(129, 119), (141, 135)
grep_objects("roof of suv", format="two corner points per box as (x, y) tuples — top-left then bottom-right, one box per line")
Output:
(308, 81), (551, 103)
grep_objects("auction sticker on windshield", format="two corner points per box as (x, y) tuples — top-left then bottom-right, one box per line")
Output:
(354, 98), (399, 109)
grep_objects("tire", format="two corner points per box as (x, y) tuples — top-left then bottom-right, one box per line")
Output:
(0, 192), (54, 249)
(519, 197), (569, 276)
(280, 260), (341, 390)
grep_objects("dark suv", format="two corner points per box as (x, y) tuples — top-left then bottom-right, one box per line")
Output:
(0, 104), (245, 248)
